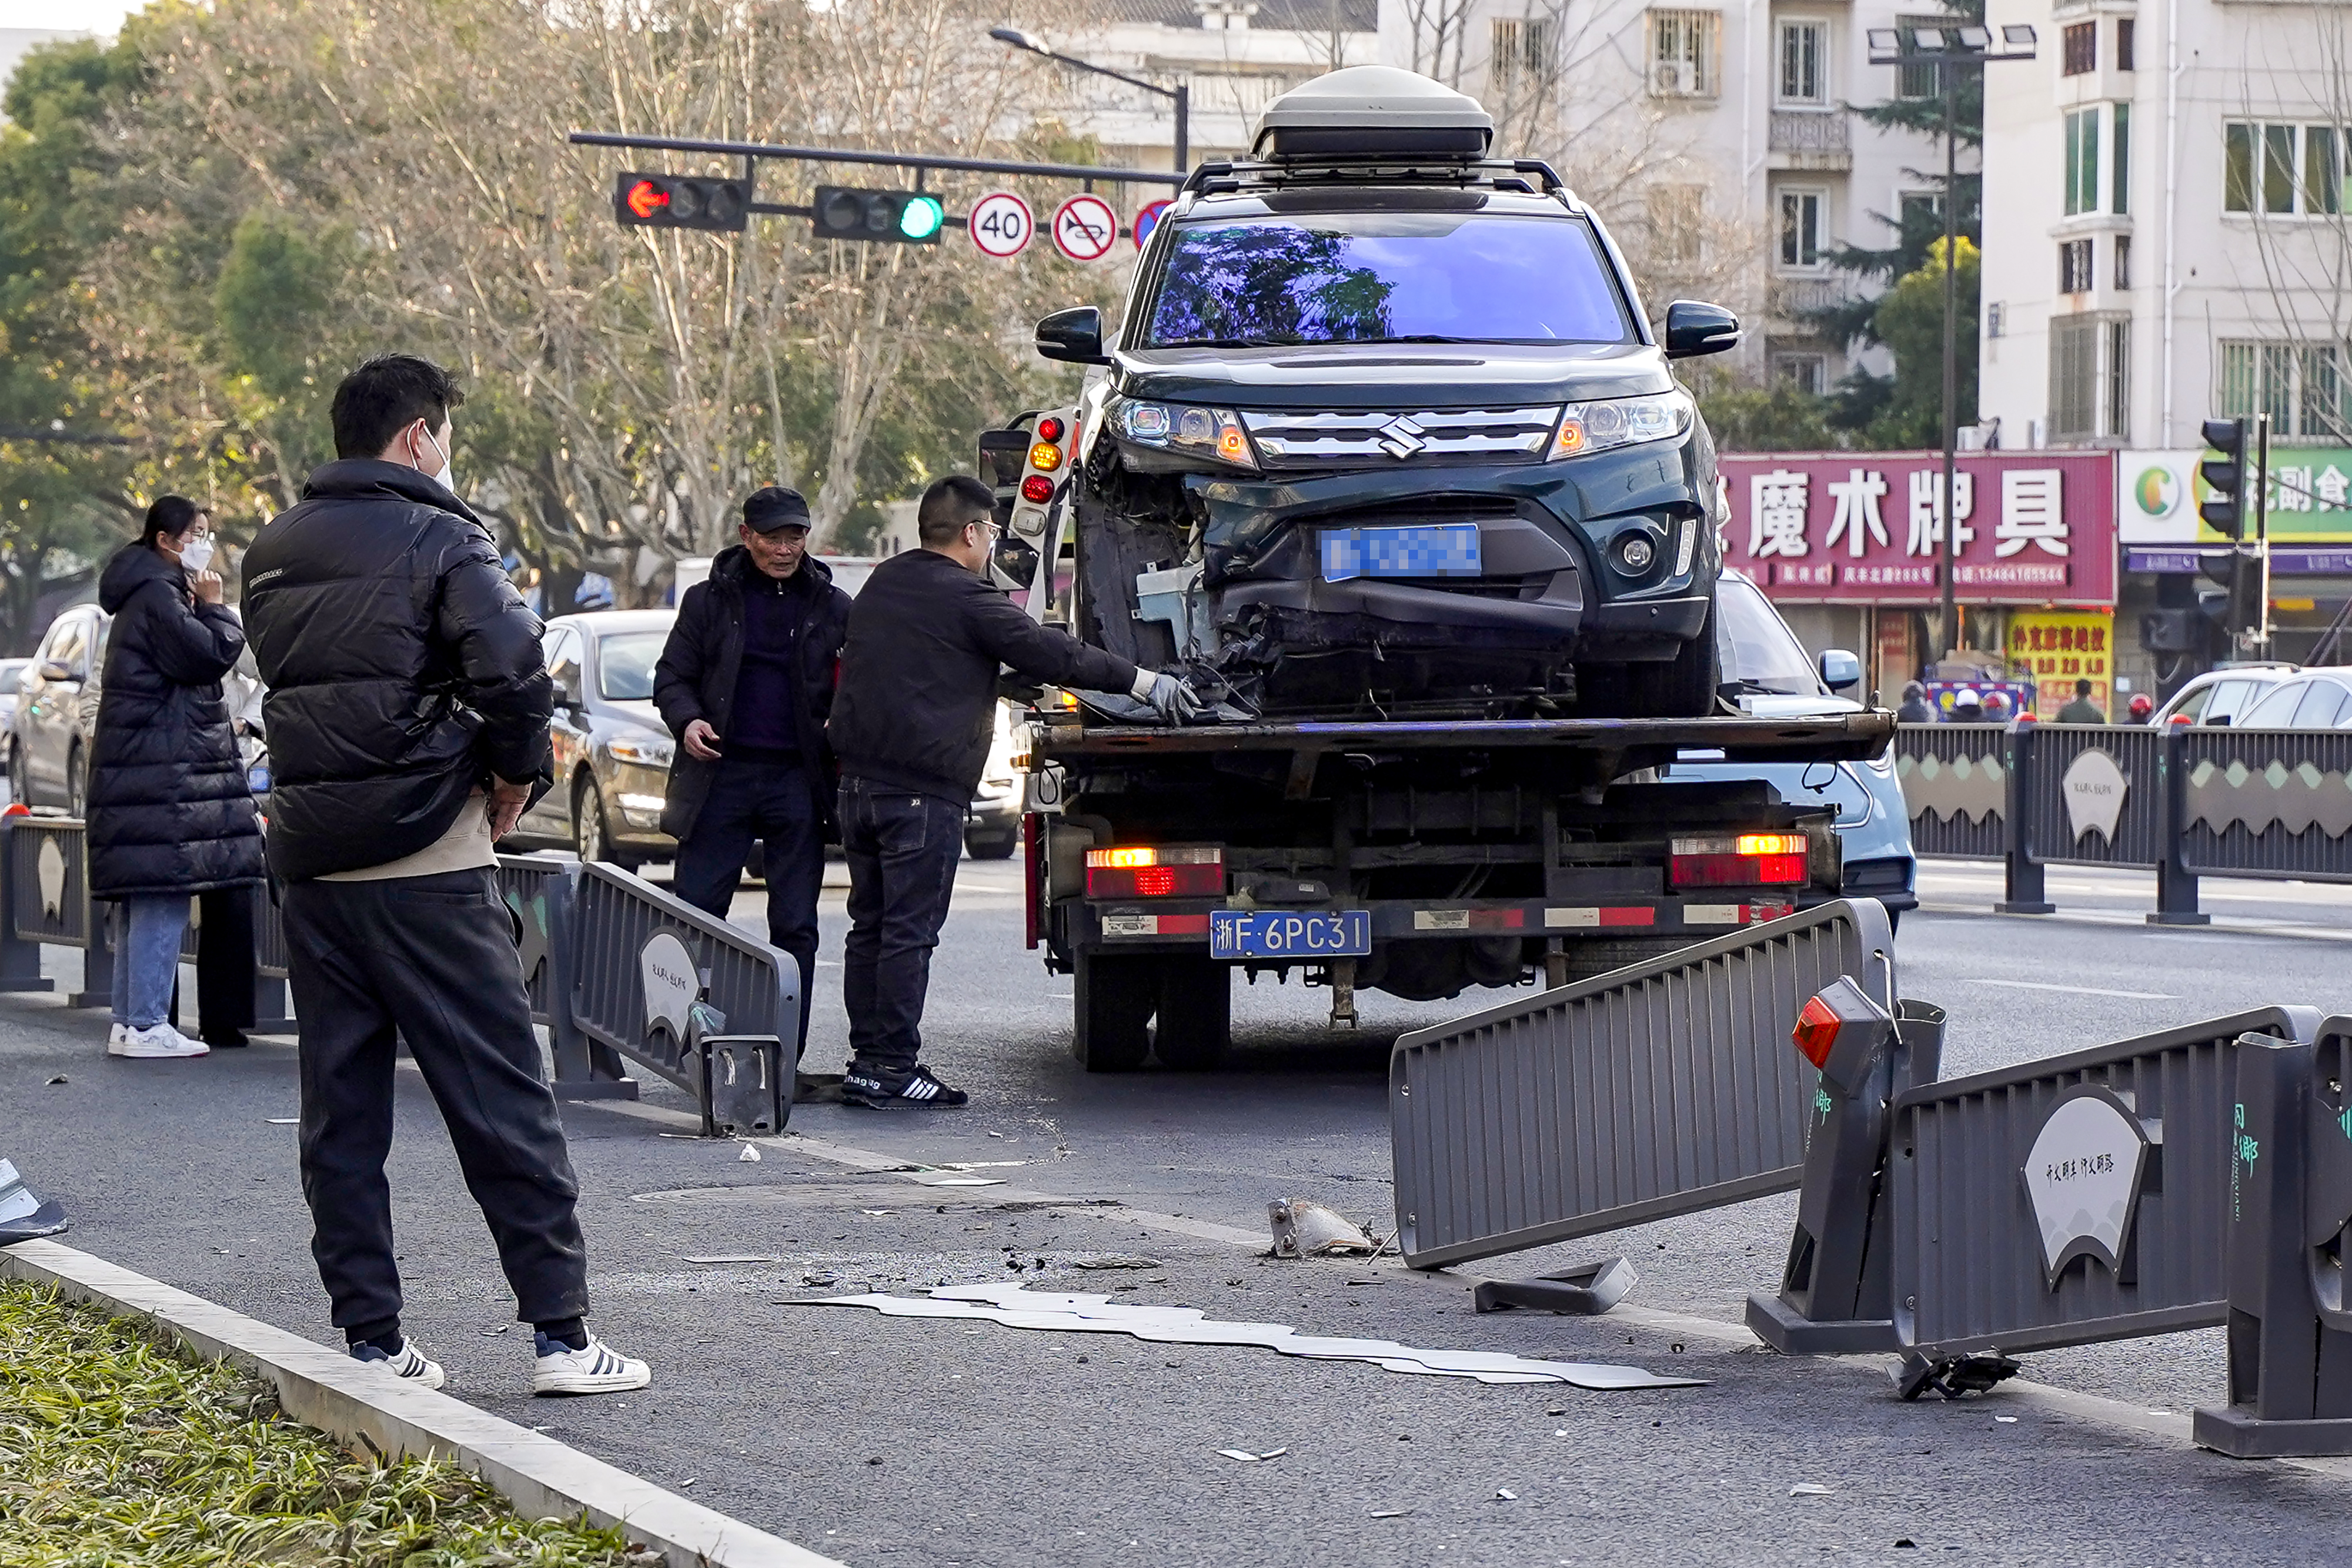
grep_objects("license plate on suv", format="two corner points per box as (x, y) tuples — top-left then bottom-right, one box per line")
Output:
(1209, 909), (1372, 959)
(1320, 524), (1481, 582)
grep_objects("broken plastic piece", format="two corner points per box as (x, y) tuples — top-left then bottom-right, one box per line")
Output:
(1072, 1256), (1163, 1271)
(1789, 1483), (1833, 1497)
(1269, 1198), (1376, 1257)
(739, 1143), (762, 1162)
(1896, 1349), (2022, 1401)
(0, 1159), (68, 1245)
(1472, 1257), (1637, 1316)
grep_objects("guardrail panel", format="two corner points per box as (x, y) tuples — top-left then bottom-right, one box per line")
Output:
(495, 854), (571, 1027)
(2023, 724), (2164, 868)
(2178, 728), (2352, 880)
(9, 818), (89, 947)
(1893, 724), (2004, 859)
(1390, 899), (1896, 1269)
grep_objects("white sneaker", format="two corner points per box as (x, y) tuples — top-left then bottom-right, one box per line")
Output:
(352, 1336), (445, 1390)
(113, 1022), (208, 1059)
(532, 1332), (652, 1396)
(106, 1022), (129, 1054)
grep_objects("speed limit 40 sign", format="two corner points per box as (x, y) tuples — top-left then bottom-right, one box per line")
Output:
(967, 192), (1033, 259)
(1052, 194), (1119, 263)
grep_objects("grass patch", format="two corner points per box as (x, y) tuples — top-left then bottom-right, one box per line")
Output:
(0, 1278), (661, 1567)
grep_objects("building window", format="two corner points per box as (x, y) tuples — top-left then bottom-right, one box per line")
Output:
(2226, 121), (2348, 215)
(1491, 16), (1558, 98)
(1986, 301), (2006, 339)
(2112, 103), (2130, 213)
(2059, 238), (2094, 295)
(1779, 188), (1827, 269)
(2114, 233), (2132, 290)
(1650, 11), (1720, 98)
(1895, 14), (1943, 99)
(2061, 21), (2096, 76)
(2116, 17), (2135, 70)
(2050, 315), (2130, 441)
(1647, 183), (1705, 263)
(1778, 21), (1826, 103)
(2218, 341), (2351, 438)
(2064, 108), (2101, 216)
(1773, 352), (1830, 395)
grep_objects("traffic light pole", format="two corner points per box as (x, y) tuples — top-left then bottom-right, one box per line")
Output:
(570, 131), (1187, 193)
(2256, 411), (2273, 655)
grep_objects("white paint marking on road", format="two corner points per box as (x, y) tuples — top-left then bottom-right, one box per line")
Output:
(1972, 979), (2179, 1001)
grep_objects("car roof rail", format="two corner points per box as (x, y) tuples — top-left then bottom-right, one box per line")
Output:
(1179, 156), (1573, 202)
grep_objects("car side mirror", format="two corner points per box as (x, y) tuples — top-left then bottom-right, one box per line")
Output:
(37, 661), (72, 683)
(990, 533), (1041, 592)
(1819, 648), (1862, 692)
(1035, 306), (1108, 366)
(1663, 300), (1742, 360)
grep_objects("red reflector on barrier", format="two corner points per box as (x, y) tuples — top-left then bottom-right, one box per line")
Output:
(1792, 994), (1841, 1069)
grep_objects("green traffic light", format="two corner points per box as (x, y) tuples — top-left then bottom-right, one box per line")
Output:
(900, 195), (945, 240)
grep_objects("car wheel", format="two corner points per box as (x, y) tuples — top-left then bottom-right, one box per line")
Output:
(574, 780), (633, 870)
(65, 744), (86, 819)
(964, 827), (1019, 860)
(1151, 955), (1231, 1070)
(1072, 952), (1154, 1072)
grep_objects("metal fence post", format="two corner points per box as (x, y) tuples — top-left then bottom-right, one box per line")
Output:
(541, 864), (636, 1101)
(2150, 722), (2210, 926)
(71, 874), (113, 1009)
(0, 818), (53, 994)
(2191, 1031), (2352, 1456)
(1995, 717), (2053, 914)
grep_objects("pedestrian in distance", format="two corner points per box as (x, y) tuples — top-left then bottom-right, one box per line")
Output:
(2128, 691), (2156, 724)
(1895, 680), (1935, 723)
(2057, 677), (2107, 724)
(86, 496), (266, 1061)
(1949, 688), (1984, 723)
(826, 474), (1201, 1108)
(242, 353), (649, 1398)
(653, 486), (851, 1062)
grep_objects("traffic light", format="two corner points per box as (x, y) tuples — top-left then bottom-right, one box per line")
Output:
(2199, 417), (2246, 540)
(811, 186), (946, 245)
(613, 172), (753, 232)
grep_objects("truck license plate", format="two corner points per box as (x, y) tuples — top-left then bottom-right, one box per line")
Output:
(1210, 909), (1372, 959)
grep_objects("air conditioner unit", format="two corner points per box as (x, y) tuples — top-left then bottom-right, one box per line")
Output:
(1652, 61), (1693, 94)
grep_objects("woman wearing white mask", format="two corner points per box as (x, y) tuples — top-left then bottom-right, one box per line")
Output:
(86, 495), (266, 1059)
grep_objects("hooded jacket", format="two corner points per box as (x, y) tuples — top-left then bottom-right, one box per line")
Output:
(85, 541), (266, 900)
(652, 546), (853, 842)
(240, 460), (552, 881)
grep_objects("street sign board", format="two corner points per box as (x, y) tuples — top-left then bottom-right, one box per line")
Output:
(968, 192), (1034, 259)
(1052, 195), (1118, 263)
(1133, 199), (1172, 249)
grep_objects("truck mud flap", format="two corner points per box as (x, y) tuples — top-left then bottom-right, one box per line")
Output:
(1389, 899), (1895, 1270)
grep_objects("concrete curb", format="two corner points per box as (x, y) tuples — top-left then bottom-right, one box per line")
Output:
(0, 1238), (843, 1568)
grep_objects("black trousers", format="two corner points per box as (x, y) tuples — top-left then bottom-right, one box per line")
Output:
(282, 868), (589, 1338)
(670, 757), (823, 1059)
(839, 777), (967, 1071)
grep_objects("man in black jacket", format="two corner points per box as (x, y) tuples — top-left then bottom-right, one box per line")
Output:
(827, 474), (1198, 1107)
(653, 487), (851, 1060)
(243, 354), (648, 1398)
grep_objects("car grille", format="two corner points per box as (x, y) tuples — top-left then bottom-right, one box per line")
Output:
(1241, 406), (1561, 468)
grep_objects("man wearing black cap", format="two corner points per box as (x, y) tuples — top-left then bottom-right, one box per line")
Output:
(653, 486), (853, 1059)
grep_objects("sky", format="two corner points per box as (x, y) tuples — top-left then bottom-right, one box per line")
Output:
(8, 2), (136, 33)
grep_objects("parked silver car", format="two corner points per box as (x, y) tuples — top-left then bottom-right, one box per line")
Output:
(2151, 663), (2297, 727)
(2231, 669), (2352, 729)
(9, 605), (108, 814)
(506, 610), (679, 870)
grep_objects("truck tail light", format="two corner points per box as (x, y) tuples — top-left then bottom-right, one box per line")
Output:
(1085, 844), (1224, 898)
(1669, 831), (1809, 887)
(1020, 474), (1054, 503)
(1030, 441), (1063, 471)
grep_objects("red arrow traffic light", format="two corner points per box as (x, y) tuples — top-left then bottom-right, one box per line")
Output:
(624, 178), (668, 220)
(610, 171), (753, 232)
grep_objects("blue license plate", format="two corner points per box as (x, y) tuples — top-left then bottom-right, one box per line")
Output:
(1210, 908), (1372, 960)
(1321, 524), (1481, 582)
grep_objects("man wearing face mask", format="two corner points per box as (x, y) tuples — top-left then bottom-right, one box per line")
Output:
(242, 353), (650, 1398)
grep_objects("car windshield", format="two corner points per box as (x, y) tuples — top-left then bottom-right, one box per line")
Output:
(597, 632), (666, 701)
(1140, 212), (1633, 347)
(1715, 576), (1822, 694)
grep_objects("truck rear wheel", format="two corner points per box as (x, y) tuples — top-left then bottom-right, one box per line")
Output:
(1073, 952), (1154, 1072)
(1151, 956), (1231, 1071)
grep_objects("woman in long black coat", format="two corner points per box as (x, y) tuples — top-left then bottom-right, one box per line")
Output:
(86, 496), (266, 1059)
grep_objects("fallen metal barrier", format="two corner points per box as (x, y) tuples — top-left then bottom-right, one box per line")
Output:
(1389, 899), (1897, 1272)
(563, 861), (799, 1138)
(495, 855), (636, 1102)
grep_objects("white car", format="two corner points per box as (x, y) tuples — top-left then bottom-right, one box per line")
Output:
(2151, 663), (2298, 727)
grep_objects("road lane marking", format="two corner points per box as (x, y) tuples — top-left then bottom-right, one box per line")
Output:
(1972, 979), (2179, 1001)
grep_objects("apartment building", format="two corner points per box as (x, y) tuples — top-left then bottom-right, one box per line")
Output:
(1977, 0), (2352, 451)
(1373, 0), (1957, 385)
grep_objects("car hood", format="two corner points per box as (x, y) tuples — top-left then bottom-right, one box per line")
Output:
(1110, 341), (1674, 412)
(604, 701), (664, 735)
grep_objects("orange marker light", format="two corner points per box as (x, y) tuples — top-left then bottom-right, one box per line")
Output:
(1030, 442), (1063, 471)
(1792, 994), (1841, 1070)
(1218, 425), (1249, 462)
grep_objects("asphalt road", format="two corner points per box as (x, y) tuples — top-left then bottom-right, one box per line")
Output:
(8, 857), (2352, 1564)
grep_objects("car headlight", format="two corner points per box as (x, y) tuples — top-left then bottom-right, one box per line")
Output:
(1108, 398), (1257, 469)
(607, 733), (673, 767)
(1549, 390), (1695, 461)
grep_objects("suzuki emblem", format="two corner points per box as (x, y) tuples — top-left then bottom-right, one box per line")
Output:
(1377, 415), (1429, 459)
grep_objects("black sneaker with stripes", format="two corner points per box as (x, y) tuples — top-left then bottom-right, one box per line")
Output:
(841, 1062), (969, 1108)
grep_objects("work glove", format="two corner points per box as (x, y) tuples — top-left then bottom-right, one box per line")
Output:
(1132, 667), (1207, 724)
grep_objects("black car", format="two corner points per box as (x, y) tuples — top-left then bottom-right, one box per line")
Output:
(1010, 66), (1739, 720)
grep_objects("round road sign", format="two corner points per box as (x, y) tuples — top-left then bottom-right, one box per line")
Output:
(1132, 199), (1172, 250)
(1052, 194), (1119, 263)
(968, 192), (1034, 259)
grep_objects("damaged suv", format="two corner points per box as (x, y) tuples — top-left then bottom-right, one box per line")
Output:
(1008, 66), (1741, 720)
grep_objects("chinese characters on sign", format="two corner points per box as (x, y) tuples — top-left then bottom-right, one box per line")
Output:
(2008, 608), (2115, 720)
(1720, 452), (2117, 604)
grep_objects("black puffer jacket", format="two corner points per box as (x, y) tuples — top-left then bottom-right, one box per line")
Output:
(241, 460), (552, 881)
(85, 543), (265, 900)
(652, 547), (852, 841)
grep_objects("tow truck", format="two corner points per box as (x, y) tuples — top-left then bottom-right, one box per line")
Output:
(979, 66), (1897, 1069)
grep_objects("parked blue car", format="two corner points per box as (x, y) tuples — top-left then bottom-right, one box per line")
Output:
(1666, 570), (1917, 924)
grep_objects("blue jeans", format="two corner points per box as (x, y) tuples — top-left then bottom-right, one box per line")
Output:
(670, 758), (824, 1059)
(838, 777), (966, 1071)
(111, 895), (191, 1029)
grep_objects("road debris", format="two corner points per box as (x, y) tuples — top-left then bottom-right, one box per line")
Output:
(44, 1075), (66, 1086)
(266, 1117), (299, 1125)
(1369, 1510), (1411, 1519)
(684, 1255), (784, 1265)
(1789, 1483), (1833, 1497)
(1472, 1258), (1636, 1316)
(1494, 1489), (1516, 1501)
(1217, 1447), (1287, 1462)
(1071, 1256), (1162, 1271)
(1268, 1198), (1377, 1257)
(738, 1144), (762, 1162)
(791, 1284), (1704, 1390)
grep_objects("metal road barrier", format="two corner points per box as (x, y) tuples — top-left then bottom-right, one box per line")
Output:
(1388, 899), (1897, 1271)
(564, 861), (799, 1138)
(1895, 719), (2352, 921)
(495, 854), (636, 1102)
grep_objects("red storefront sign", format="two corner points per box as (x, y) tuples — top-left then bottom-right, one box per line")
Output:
(1716, 451), (2117, 605)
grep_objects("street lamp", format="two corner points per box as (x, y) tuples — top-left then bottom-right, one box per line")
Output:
(990, 25), (1191, 175)
(1866, 22), (2036, 665)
